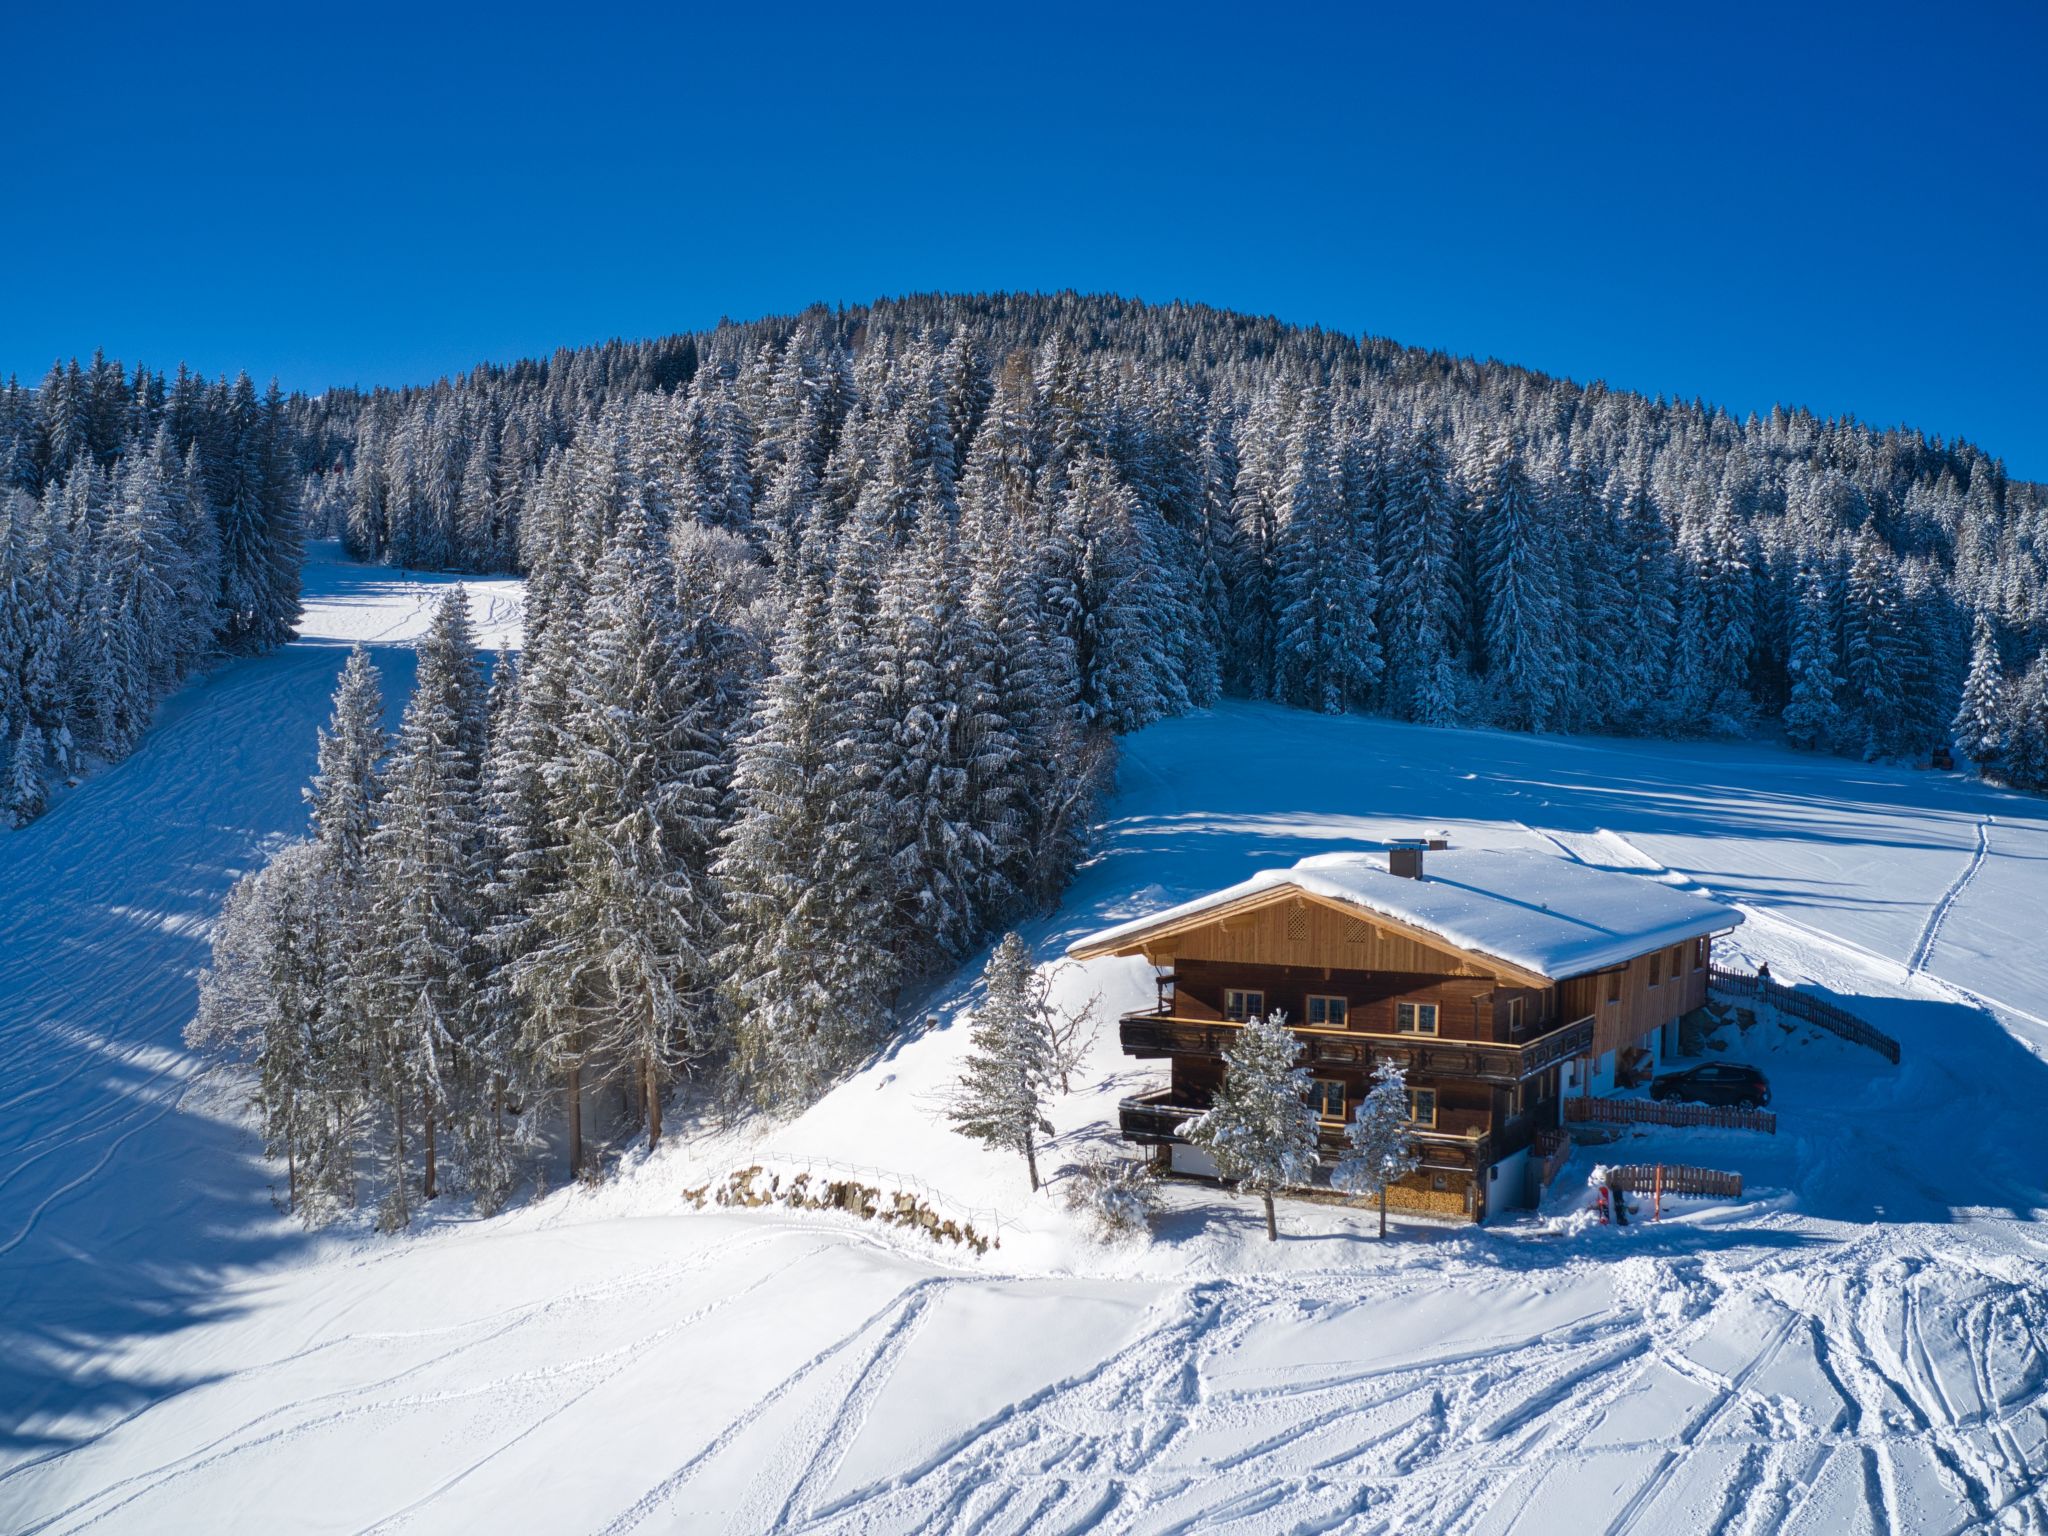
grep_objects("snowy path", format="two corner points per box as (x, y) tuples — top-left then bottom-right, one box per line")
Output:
(0, 546), (520, 1473)
(6, 658), (2048, 1529)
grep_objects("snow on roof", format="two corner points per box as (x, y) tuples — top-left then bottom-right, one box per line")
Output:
(1068, 845), (1742, 980)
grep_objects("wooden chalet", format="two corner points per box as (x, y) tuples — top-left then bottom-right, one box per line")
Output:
(1067, 840), (1743, 1222)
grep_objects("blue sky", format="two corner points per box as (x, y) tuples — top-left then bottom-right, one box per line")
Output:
(11, 3), (2045, 476)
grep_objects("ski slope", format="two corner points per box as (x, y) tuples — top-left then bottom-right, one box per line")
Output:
(4, 552), (2047, 1533)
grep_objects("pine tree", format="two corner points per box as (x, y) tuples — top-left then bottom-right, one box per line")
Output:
(1470, 437), (1562, 730)
(946, 933), (1056, 1190)
(715, 568), (897, 1106)
(1781, 565), (1842, 751)
(364, 589), (487, 1216)
(1273, 397), (1382, 713)
(1953, 616), (2007, 776)
(1331, 1061), (1421, 1238)
(1184, 1010), (1321, 1241)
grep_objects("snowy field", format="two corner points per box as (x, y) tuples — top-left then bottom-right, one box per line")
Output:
(4, 550), (2047, 1533)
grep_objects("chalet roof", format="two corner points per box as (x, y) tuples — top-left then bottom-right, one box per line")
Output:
(1066, 846), (1743, 981)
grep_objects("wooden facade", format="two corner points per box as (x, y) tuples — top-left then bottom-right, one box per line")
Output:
(1081, 883), (1730, 1223)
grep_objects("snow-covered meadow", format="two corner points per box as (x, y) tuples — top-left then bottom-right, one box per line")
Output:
(4, 551), (2046, 1533)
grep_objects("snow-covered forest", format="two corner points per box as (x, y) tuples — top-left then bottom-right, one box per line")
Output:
(296, 293), (2048, 777)
(0, 358), (304, 824)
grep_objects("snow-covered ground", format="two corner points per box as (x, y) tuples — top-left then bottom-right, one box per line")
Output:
(5, 551), (2047, 1532)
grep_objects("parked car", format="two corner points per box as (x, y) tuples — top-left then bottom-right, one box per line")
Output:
(1650, 1062), (1771, 1109)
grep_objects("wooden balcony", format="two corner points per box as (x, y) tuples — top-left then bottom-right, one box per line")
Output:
(1118, 1089), (1494, 1173)
(1119, 1012), (1594, 1085)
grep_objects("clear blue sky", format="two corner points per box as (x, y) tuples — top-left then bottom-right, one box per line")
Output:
(12, 3), (2046, 477)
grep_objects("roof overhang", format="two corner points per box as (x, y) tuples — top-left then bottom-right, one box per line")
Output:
(1067, 881), (1558, 989)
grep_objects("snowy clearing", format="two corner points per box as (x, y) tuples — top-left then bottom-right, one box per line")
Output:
(5, 552), (2048, 1533)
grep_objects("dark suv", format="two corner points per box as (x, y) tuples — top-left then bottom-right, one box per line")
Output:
(1650, 1063), (1771, 1109)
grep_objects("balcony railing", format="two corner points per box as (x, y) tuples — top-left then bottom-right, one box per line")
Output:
(1119, 1012), (1594, 1084)
(1118, 1089), (1494, 1172)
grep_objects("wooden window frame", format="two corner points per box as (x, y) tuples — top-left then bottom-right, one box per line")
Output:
(1305, 993), (1348, 1027)
(1224, 988), (1265, 1022)
(1605, 970), (1622, 1005)
(1648, 953), (1662, 988)
(1310, 1078), (1346, 1121)
(1407, 1087), (1438, 1127)
(1502, 996), (1525, 1032)
(1395, 1001), (1439, 1036)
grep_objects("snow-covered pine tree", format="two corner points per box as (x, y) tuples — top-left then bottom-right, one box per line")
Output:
(1469, 436), (1562, 730)
(1377, 426), (1461, 725)
(1953, 616), (2007, 776)
(715, 565), (897, 1106)
(1841, 524), (1910, 759)
(1781, 564), (1842, 751)
(946, 932), (1056, 1190)
(1331, 1060), (1421, 1238)
(523, 503), (726, 1154)
(1273, 395), (1382, 713)
(364, 588), (487, 1217)
(1184, 1009), (1320, 1241)
(2001, 652), (2048, 792)
(1612, 466), (1677, 727)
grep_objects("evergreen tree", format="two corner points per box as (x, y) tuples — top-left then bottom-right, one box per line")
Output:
(1273, 398), (1382, 713)
(364, 589), (487, 1217)
(946, 933), (1055, 1190)
(1953, 616), (2007, 775)
(1184, 1010), (1320, 1242)
(1331, 1061), (1421, 1239)
(1781, 565), (1842, 751)
(715, 568), (896, 1106)
(1469, 438), (1562, 730)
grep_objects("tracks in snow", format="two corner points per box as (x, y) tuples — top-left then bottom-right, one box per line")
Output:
(1907, 816), (1992, 976)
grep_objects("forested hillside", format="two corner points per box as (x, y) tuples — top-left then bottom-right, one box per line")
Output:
(297, 293), (2048, 774)
(0, 358), (304, 822)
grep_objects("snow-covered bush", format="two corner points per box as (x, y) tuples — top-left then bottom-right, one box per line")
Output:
(1062, 1149), (1161, 1244)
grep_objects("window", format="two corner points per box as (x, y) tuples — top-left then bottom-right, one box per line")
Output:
(1395, 1001), (1439, 1035)
(1306, 994), (1348, 1027)
(1502, 996), (1525, 1032)
(1605, 970), (1622, 1005)
(1224, 989), (1264, 1022)
(1648, 953), (1662, 988)
(1309, 1079), (1346, 1120)
(1407, 1088), (1438, 1126)
(1672, 945), (1685, 975)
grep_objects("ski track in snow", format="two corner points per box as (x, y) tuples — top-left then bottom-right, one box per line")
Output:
(5, 564), (2048, 1531)
(1908, 816), (1993, 976)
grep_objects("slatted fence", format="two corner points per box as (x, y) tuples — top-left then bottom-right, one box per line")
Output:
(1710, 966), (1902, 1064)
(1604, 1163), (1743, 1199)
(1566, 1094), (1776, 1134)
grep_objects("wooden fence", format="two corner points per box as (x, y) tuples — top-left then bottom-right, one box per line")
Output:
(1532, 1126), (1572, 1189)
(1566, 1094), (1777, 1134)
(1604, 1163), (1743, 1199)
(1710, 965), (1902, 1065)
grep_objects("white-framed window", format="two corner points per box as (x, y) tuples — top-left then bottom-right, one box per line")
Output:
(1502, 996), (1524, 1031)
(1407, 1088), (1438, 1127)
(1306, 994), (1348, 1027)
(1395, 1001), (1438, 1035)
(1224, 988), (1265, 1022)
(1309, 1079), (1346, 1120)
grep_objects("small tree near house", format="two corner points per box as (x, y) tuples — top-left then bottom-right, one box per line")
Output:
(1185, 1010), (1321, 1241)
(948, 933), (1056, 1190)
(1332, 1060), (1421, 1238)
